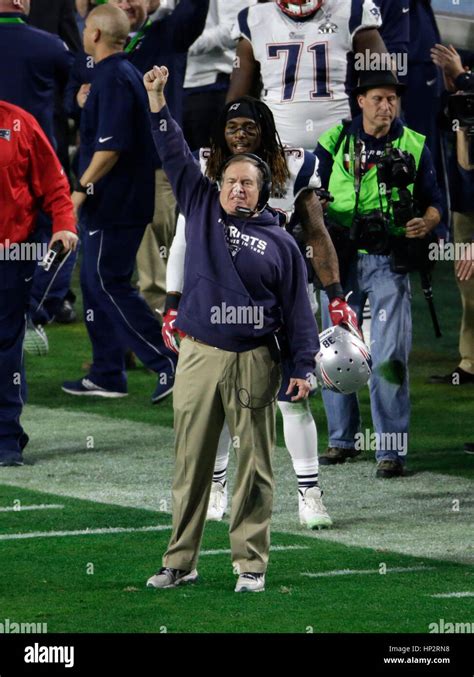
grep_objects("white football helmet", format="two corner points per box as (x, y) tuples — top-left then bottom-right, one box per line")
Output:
(277, 0), (323, 18)
(315, 325), (372, 395)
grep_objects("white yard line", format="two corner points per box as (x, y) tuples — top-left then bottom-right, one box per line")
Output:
(0, 525), (172, 541)
(301, 565), (435, 578)
(0, 504), (64, 513)
(201, 545), (309, 556)
(1, 404), (472, 565)
(430, 592), (474, 599)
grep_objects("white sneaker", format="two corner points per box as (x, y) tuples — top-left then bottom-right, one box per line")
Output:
(146, 567), (198, 589)
(298, 487), (333, 529)
(206, 481), (228, 521)
(235, 572), (265, 593)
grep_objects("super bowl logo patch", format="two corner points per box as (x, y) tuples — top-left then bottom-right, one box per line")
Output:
(0, 128), (11, 142)
(318, 20), (338, 34)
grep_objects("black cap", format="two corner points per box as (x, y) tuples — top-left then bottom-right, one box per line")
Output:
(353, 70), (406, 96)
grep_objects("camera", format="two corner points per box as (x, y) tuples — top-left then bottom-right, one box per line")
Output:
(350, 211), (391, 254)
(447, 92), (474, 165)
(392, 188), (414, 230)
(448, 91), (474, 127)
(377, 147), (416, 190)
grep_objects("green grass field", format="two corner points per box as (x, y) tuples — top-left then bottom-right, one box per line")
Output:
(0, 261), (473, 634)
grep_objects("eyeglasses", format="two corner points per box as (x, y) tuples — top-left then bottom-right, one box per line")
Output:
(225, 123), (259, 136)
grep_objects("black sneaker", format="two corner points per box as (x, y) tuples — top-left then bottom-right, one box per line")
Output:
(376, 460), (405, 478)
(54, 299), (77, 324)
(427, 368), (474, 385)
(62, 378), (127, 398)
(464, 443), (474, 455)
(319, 447), (361, 465)
(151, 369), (174, 404)
(0, 456), (24, 467)
(146, 567), (198, 589)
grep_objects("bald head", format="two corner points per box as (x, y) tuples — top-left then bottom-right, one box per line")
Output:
(84, 4), (130, 53)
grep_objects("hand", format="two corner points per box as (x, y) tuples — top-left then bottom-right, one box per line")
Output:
(328, 297), (362, 339)
(456, 242), (474, 282)
(76, 83), (91, 109)
(143, 65), (169, 94)
(405, 217), (431, 239)
(431, 44), (465, 81)
(49, 230), (78, 253)
(143, 66), (169, 112)
(162, 309), (186, 354)
(286, 377), (311, 402)
(71, 190), (87, 221)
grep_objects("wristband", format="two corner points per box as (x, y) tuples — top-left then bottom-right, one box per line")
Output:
(74, 181), (88, 195)
(324, 283), (344, 301)
(164, 293), (181, 313)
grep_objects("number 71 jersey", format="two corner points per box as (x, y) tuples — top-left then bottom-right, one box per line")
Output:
(234, 0), (381, 151)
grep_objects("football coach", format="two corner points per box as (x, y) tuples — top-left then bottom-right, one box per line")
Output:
(144, 66), (319, 593)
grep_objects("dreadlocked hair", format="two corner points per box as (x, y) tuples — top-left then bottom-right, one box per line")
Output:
(206, 96), (290, 196)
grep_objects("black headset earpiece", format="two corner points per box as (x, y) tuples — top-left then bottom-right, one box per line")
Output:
(219, 152), (272, 214)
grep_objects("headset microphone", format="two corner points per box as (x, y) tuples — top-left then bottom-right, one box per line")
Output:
(235, 206), (256, 217)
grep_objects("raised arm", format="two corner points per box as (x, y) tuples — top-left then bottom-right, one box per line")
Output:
(144, 66), (212, 217)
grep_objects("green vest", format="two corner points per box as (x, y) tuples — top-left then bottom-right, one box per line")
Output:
(319, 123), (426, 237)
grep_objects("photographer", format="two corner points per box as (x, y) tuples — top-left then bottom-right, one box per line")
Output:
(429, 44), (474, 386)
(315, 70), (442, 478)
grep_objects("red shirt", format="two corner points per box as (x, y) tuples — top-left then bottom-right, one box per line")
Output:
(0, 100), (76, 245)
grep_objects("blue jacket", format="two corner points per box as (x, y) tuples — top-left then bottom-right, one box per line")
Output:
(64, 0), (208, 128)
(79, 54), (156, 229)
(0, 12), (73, 144)
(150, 107), (319, 379)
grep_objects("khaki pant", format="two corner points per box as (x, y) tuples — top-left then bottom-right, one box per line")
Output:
(453, 212), (474, 375)
(163, 338), (280, 574)
(136, 169), (177, 316)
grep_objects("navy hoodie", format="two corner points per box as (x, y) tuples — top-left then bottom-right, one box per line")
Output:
(150, 107), (319, 380)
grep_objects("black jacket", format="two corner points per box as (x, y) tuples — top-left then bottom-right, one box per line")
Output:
(28, 0), (81, 52)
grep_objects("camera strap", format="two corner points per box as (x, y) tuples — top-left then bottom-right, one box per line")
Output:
(378, 142), (394, 218)
(352, 132), (367, 218)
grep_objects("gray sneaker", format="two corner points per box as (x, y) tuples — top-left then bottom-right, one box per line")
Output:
(24, 319), (49, 356)
(146, 567), (198, 589)
(235, 572), (265, 593)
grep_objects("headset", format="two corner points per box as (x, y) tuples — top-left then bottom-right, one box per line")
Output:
(219, 152), (272, 217)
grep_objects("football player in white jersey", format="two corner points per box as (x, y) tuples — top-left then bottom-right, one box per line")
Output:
(163, 96), (360, 529)
(228, 0), (385, 151)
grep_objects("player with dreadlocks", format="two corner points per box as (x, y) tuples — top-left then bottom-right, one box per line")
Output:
(161, 96), (360, 529)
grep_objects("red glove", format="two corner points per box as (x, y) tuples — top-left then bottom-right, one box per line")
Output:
(328, 297), (362, 339)
(162, 309), (186, 354)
